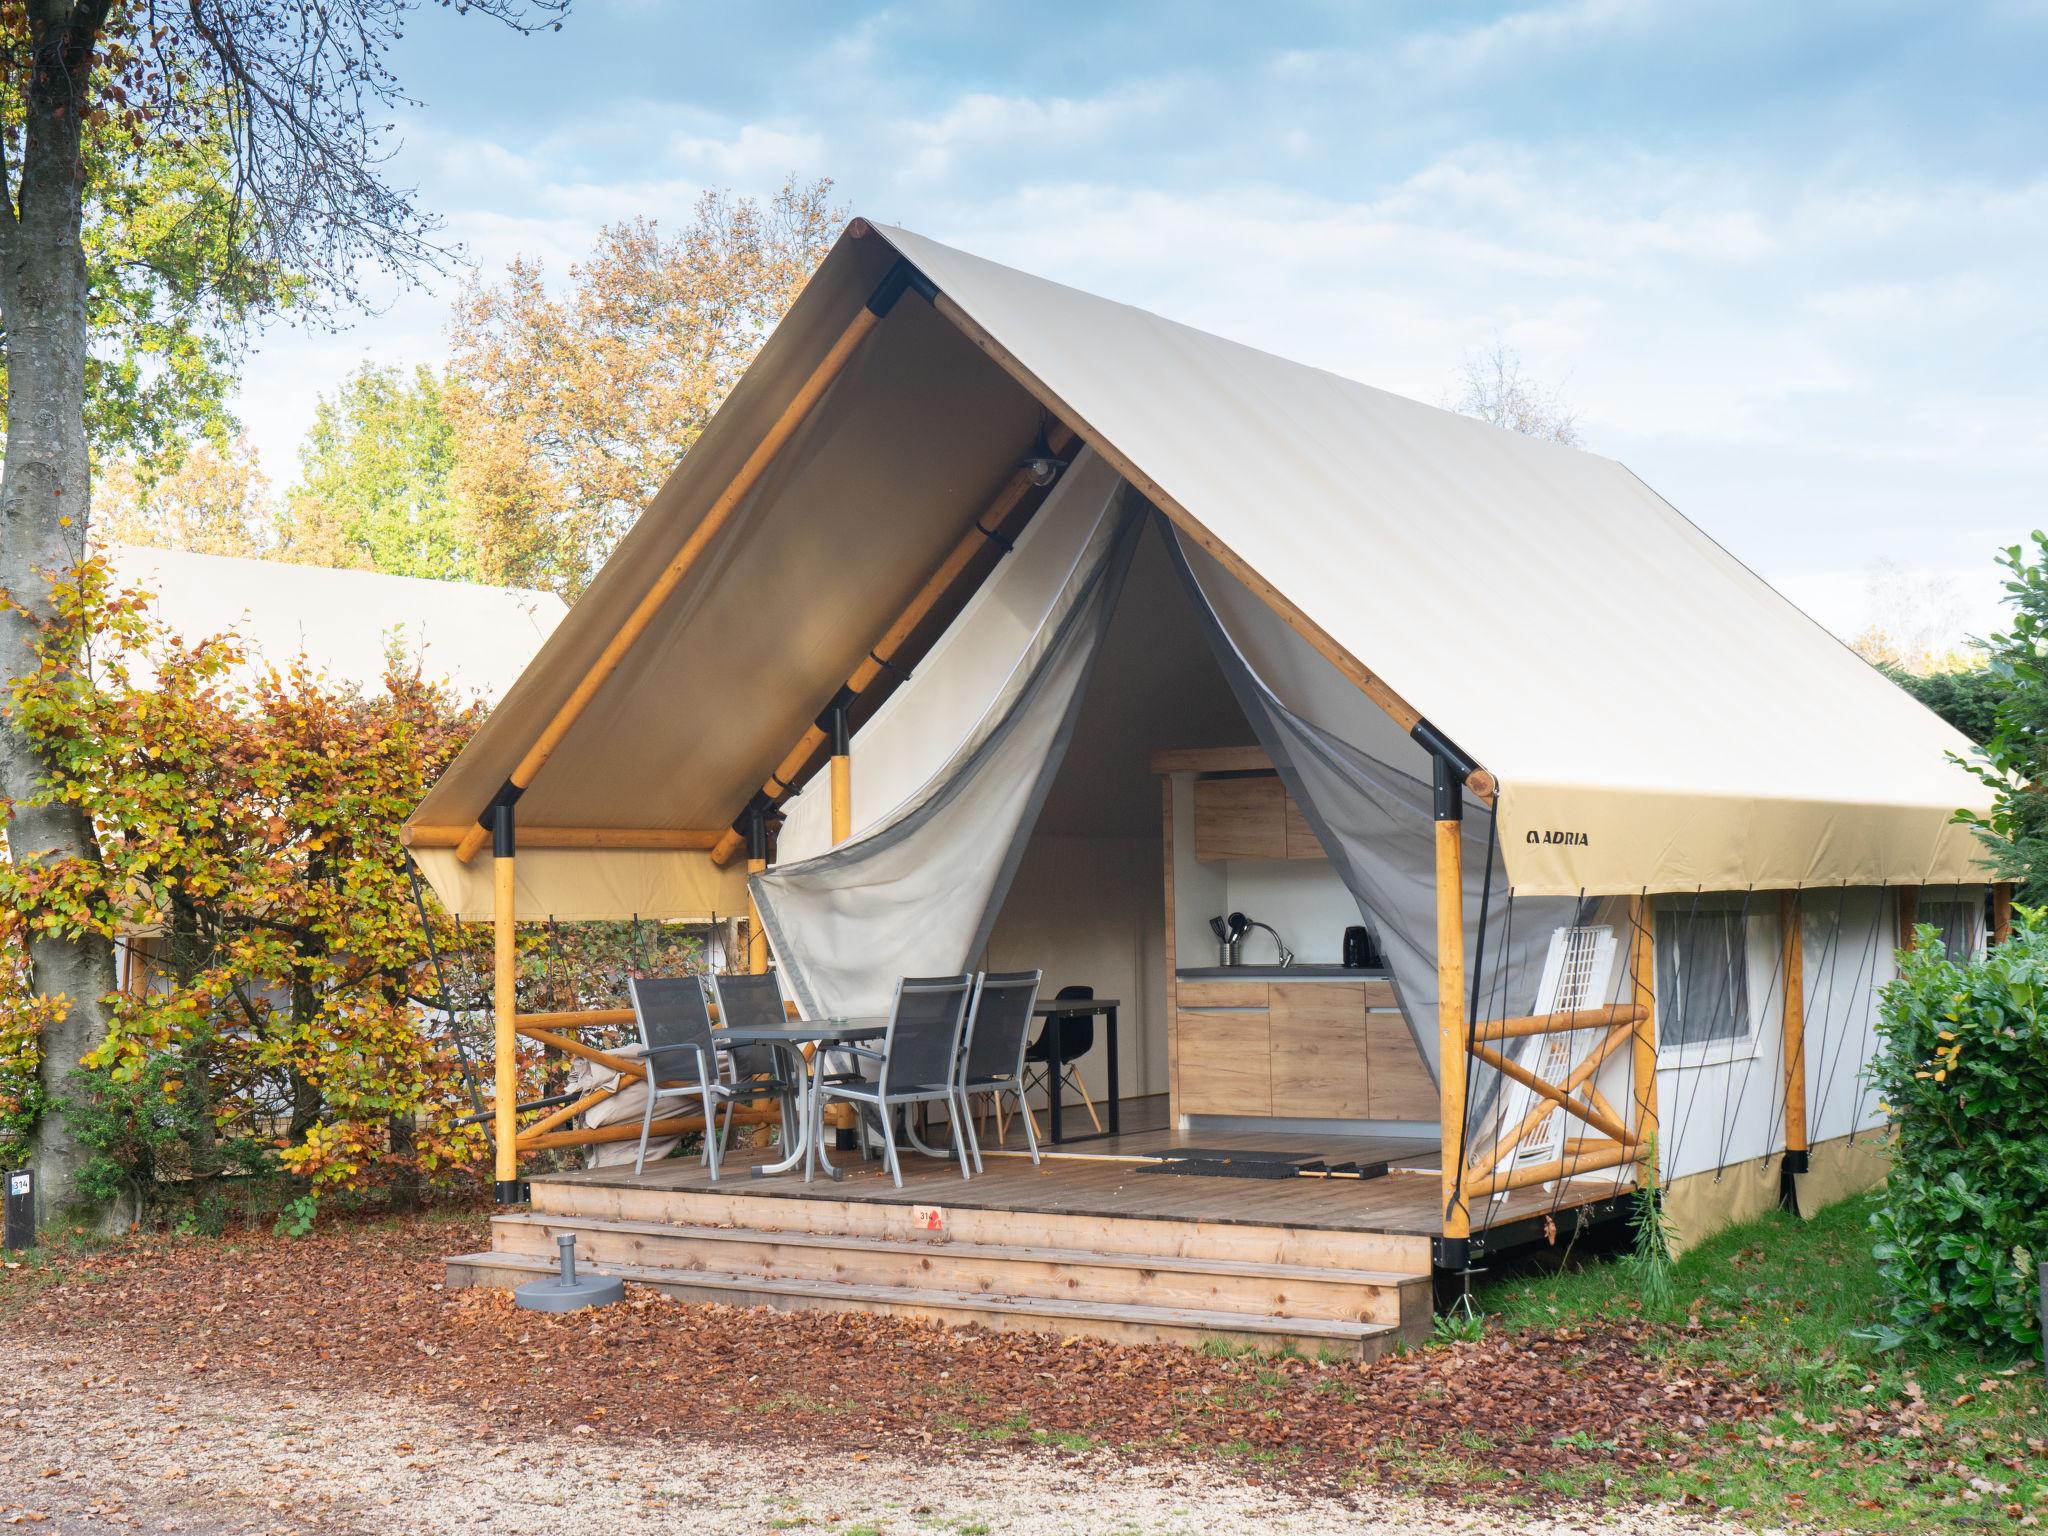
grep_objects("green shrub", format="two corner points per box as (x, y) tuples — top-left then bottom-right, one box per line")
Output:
(1868, 912), (2048, 1354)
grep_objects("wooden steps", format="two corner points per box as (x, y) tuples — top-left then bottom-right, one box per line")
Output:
(531, 1172), (1435, 1272)
(445, 1248), (1407, 1359)
(489, 1210), (1429, 1326)
(448, 1173), (1436, 1359)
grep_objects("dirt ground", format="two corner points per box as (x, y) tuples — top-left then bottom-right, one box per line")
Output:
(0, 1344), (1775, 1536)
(0, 1216), (1781, 1534)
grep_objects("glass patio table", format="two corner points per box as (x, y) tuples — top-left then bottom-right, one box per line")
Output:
(719, 1018), (887, 1177)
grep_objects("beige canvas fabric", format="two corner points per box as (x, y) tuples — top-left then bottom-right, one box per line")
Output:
(410, 218), (1993, 918)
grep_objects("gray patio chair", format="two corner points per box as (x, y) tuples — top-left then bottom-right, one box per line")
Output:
(625, 977), (797, 1179)
(956, 969), (1042, 1173)
(807, 974), (974, 1188)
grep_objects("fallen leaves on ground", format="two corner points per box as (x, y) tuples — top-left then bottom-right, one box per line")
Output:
(0, 1216), (1774, 1501)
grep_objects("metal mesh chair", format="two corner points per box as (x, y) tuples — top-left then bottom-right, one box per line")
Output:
(625, 977), (731, 1179)
(807, 975), (974, 1187)
(709, 971), (790, 1081)
(627, 977), (798, 1178)
(958, 970), (1042, 1172)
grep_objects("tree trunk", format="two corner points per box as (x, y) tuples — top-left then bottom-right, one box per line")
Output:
(0, 1), (119, 1231)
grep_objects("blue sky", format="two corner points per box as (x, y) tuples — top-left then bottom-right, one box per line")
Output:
(233, 0), (2048, 645)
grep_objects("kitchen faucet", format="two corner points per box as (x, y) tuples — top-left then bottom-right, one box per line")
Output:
(1227, 911), (1295, 969)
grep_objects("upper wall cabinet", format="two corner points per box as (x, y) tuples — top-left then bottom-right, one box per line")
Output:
(1192, 774), (1324, 861)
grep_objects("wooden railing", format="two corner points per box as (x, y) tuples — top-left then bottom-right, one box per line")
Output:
(494, 1007), (781, 1156)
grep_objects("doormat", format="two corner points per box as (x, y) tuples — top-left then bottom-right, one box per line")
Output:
(1141, 1156), (1305, 1180)
(1139, 1153), (1395, 1182)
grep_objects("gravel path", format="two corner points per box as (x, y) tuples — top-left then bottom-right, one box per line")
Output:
(0, 1344), (1772, 1536)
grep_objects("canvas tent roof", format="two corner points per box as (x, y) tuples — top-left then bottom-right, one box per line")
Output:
(112, 543), (567, 702)
(408, 217), (1992, 919)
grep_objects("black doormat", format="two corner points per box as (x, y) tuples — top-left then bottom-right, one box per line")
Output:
(1139, 1152), (1395, 1182)
(1141, 1156), (1305, 1180)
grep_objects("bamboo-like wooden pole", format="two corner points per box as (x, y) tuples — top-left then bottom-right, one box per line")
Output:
(1469, 1003), (1645, 1044)
(519, 1101), (781, 1154)
(1780, 890), (1808, 1161)
(1435, 816), (1470, 1253)
(746, 858), (769, 973)
(707, 425), (1077, 868)
(1467, 1139), (1636, 1200)
(514, 1007), (637, 1030)
(1993, 882), (2013, 945)
(928, 292), (1498, 805)
(830, 756), (852, 844)
(1469, 1027), (1638, 1147)
(491, 812), (519, 1198)
(1628, 895), (1658, 1180)
(1896, 884), (1919, 951)
(1465, 1022), (1639, 1182)
(408, 825), (723, 852)
(454, 289), (901, 865)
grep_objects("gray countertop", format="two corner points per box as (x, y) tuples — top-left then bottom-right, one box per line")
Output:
(1176, 964), (1389, 982)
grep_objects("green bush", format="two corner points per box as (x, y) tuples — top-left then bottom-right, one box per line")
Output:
(1868, 912), (2048, 1354)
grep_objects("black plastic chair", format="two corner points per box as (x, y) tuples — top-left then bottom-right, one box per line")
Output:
(1022, 983), (1103, 1135)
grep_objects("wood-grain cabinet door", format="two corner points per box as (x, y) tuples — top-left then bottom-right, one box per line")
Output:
(1176, 1010), (1271, 1116)
(1366, 1012), (1435, 1119)
(1268, 983), (1371, 1118)
(1191, 776), (1286, 861)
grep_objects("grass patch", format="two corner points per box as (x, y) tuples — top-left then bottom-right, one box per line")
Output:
(1478, 1191), (2047, 1532)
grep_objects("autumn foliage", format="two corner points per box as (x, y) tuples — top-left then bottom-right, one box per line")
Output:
(0, 556), (488, 1212)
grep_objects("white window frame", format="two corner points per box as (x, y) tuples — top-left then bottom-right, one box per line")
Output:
(1653, 897), (1775, 1070)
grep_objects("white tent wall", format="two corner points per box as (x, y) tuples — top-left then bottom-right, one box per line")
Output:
(776, 449), (1124, 865)
(982, 836), (1170, 1102)
(752, 465), (1143, 1020)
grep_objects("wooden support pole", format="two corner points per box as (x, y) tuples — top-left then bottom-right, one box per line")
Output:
(1780, 890), (1808, 1162)
(408, 825), (723, 852)
(1465, 1022), (1639, 1182)
(827, 692), (852, 846)
(514, 1007), (638, 1030)
(1993, 882), (2013, 945)
(490, 803), (520, 1201)
(515, 1026), (645, 1078)
(455, 267), (923, 865)
(1469, 1029), (1638, 1149)
(1628, 895), (1659, 1181)
(1896, 884), (1919, 951)
(1467, 1140), (1636, 1201)
(518, 1101), (781, 1154)
(746, 859), (769, 973)
(1433, 760), (1471, 1262)
(743, 803), (772, 974)
(830, 757), (852, 844)
(1469, 1003), (1646, 1044)
(708, 426), (1077, 867)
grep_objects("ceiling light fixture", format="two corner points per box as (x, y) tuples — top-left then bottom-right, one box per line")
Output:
(1016, 419), (1069, 488)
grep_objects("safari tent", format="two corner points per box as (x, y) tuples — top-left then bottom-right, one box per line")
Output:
(410, 219), (1997, 1352)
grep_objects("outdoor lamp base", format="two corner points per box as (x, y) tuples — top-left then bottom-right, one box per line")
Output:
(514, 1234), (624, 1313)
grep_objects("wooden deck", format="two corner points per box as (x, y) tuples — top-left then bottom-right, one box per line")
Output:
(535, 1123), (1626, 1239)
(448, 1124), (1631, 1356)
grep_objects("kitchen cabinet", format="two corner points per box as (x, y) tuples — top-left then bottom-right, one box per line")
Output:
(1173, 975), (1427, 1122)
(1366, 1012), (1435, 1119)
(1191, 774), (1323, 862)
(1269, 983), (1371, 1117)
(1176, 1009), (1271, 1115)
